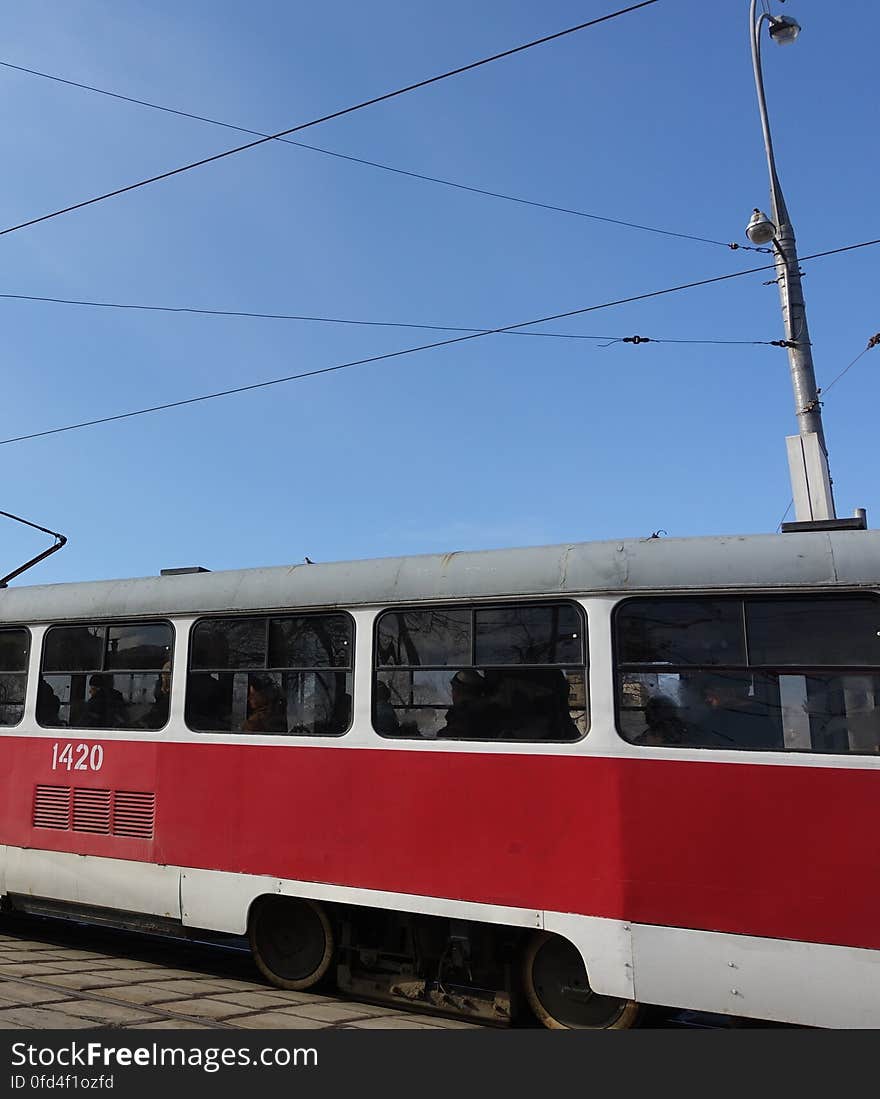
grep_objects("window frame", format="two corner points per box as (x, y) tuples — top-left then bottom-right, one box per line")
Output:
(38, 618), (175, 733)
(611, 590), (880, 754)
(372, 598), (590, 743)
(185, 609), (356, 738)
(0, 625), (31, 730)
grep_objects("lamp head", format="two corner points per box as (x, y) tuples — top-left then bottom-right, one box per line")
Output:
(768, 14), (801, 45)
(746, 209), (777, 245)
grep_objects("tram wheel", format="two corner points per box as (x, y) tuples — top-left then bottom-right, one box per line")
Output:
(249, 896), (335, 991)
(522, 932), (641, 1030)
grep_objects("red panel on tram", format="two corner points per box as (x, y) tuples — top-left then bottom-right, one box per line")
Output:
(1, 737), (877, 952)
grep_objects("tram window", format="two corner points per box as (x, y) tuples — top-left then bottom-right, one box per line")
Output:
(616, 599), (745, 667)
(190, 618), (265, 670)
(186, 613), (353, 737)
(618, 670), (784, 750)
(376, 610), (470, 667)
(615, 594), (880, 755)
(268, 616), (350, 668)
(747, 596), (880, 668)
(475, 605), (582, 666)
(105, 624), (171, 670)
(43, 625), (104, 673)
(0, 628), (29, 727)
(0, 629), (28, 672)
(39, 622), (173, 731)
(373, 602), (588, 742)
(778, 673), (880, 753)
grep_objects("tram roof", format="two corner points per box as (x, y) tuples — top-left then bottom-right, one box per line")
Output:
(1, 530), (879, 625)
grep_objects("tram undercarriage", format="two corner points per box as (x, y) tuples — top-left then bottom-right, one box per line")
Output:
(248, 896), (641, 1029)
(336, 909), (517, 1025)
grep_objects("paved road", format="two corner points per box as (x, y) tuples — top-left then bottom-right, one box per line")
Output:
(0, 915), (773, 1031)
(0, 916), (481, 1030)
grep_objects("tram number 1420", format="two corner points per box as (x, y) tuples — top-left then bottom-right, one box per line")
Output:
(51, 743), (105, 772)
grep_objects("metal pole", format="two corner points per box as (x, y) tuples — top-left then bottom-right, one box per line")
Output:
(0, 510), (67, 587)
(749, 0), (836, 517)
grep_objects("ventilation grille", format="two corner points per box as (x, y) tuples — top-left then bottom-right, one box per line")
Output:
(33, 785), (155, 840)
(33, 785), (71, 830)
(73, 788), (112, 834)
(113, 791), (156, 839)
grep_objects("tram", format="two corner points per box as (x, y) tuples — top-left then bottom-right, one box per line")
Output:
(0, 528), (878, 1028)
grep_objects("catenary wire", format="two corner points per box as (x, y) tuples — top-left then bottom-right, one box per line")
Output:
(2, 236), (877, 448)
(0, 2), (660, 240)
(820, 334), (879, 396)
(0, 56), (740, 252)
(0, 291), (781, 345)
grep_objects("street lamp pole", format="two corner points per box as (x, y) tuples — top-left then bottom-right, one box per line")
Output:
(748, 0), (836, 520)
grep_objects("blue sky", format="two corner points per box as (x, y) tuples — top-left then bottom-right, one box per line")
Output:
(1, 0), (877, 584)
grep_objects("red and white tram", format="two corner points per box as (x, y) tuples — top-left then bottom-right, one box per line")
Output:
(1, 529), (878, 1028)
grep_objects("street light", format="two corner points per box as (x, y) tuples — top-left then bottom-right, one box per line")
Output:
(748, 1), (836, 522)
(768, 15), (801, 45)
(746, 208), (776, 246)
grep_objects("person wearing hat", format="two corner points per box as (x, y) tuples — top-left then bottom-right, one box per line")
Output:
(241, 674), (287, 733)
(83, 673), (129, 729)
(439, 668), (502, 740)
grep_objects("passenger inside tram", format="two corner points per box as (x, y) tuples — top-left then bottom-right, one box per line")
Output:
(35, 677), (63, 727)
(373, 680), (400, 734)
(636, 695), (688, 746)
(485, 668), (581, 741)
(438, 669), (502, 739)
(186, 628), (232, 730)
(185, 671), (229, 730)
(241, 675), (286, 734)
(81, 673), (129, 729)
(436, 668), (581, 741)
(690, 673), (783, 749)
(140, 661), (172, 729)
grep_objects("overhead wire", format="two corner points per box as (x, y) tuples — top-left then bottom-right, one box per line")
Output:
(2, 236), (878, 449)
(0, 290), (783, 345)
(820, 333), (880, 397)
(0, 1), (661, 241)
(0, 57), (742, 252)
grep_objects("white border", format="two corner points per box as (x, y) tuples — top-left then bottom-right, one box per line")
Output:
(3, 846), (880, 1027)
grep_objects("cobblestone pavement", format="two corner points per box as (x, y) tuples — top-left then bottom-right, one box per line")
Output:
(0, 916), (482, 1031)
